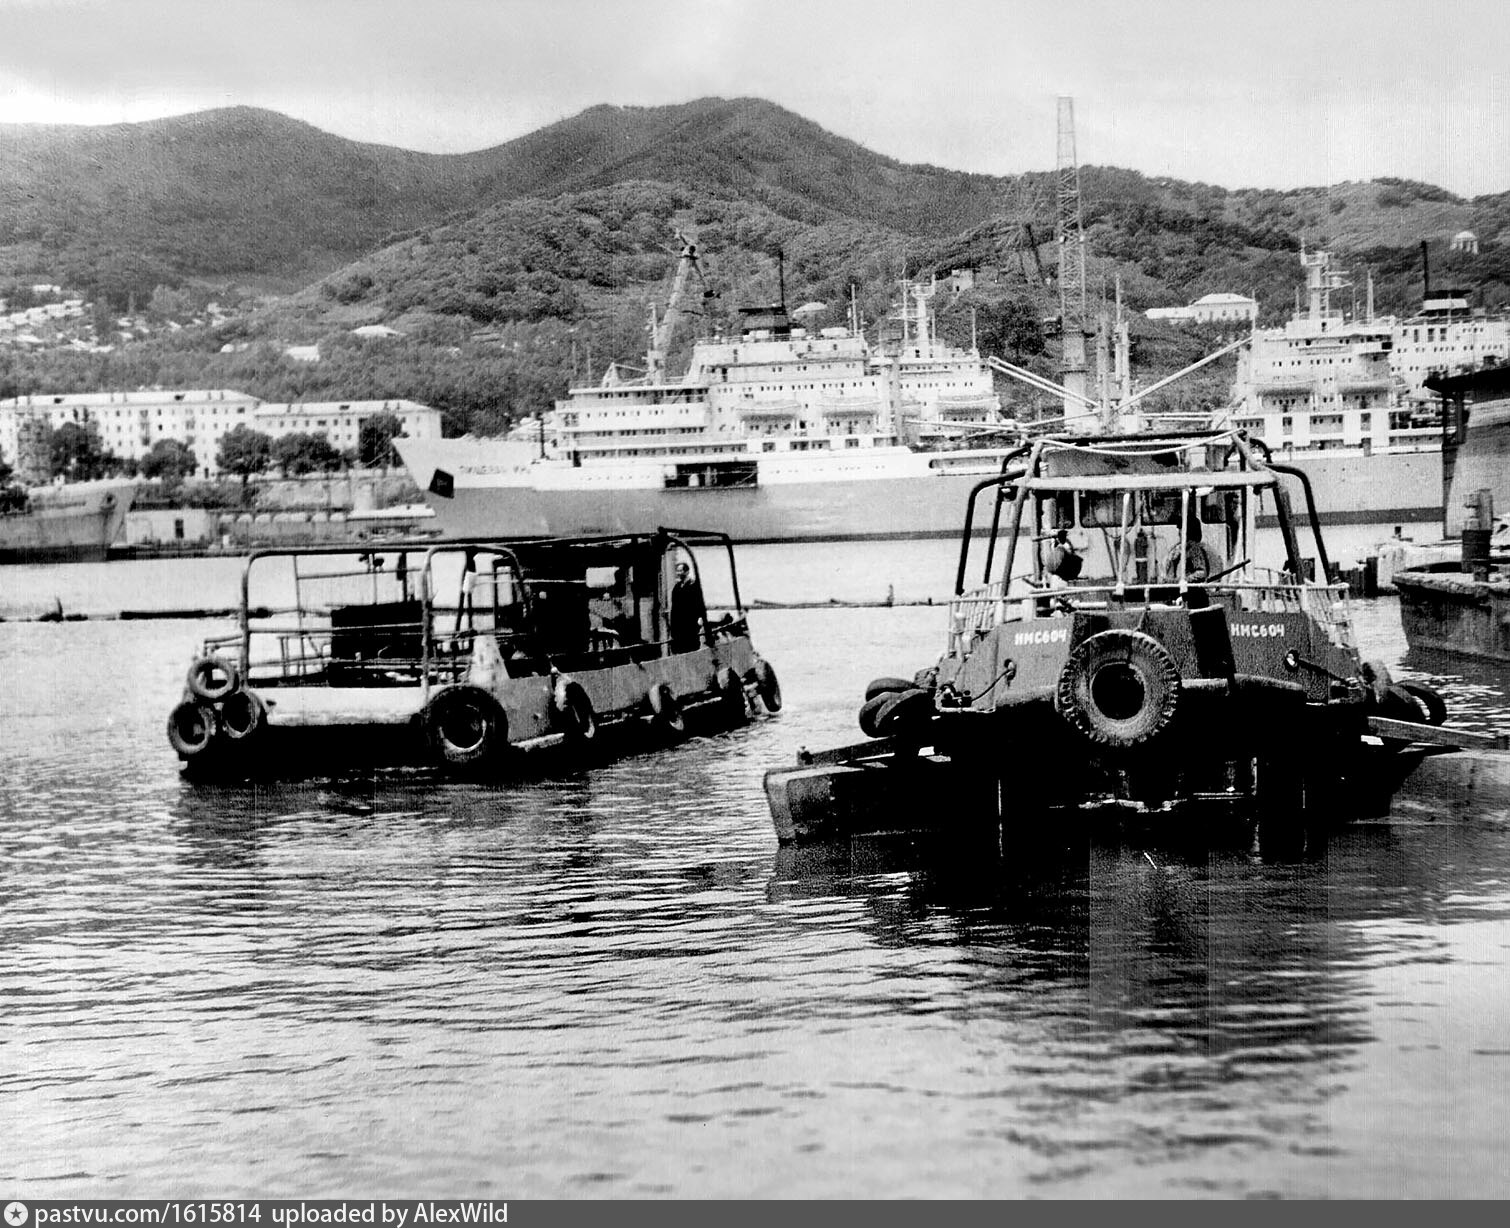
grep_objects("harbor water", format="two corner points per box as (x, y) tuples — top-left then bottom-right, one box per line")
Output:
(6, 539), (1510, 1198)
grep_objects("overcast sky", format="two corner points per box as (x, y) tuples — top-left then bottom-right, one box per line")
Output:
(2, 0), (1508, 196)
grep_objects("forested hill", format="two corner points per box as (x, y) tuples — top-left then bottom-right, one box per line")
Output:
(6, 97), (1510, 303)
(8, 98), (1510, 437)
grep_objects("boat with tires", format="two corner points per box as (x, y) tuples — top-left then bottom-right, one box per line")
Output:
(167, 529), (780, 779)
(765, 426), (1453, 845)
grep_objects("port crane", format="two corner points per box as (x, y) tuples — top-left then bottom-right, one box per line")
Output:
(987, 97), (1249, 433)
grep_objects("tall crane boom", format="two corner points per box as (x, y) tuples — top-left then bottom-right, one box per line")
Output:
(1056, 96), (1094, 427)
(646, 234), (702, 384)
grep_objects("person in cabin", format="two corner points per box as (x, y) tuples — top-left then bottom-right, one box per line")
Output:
(669, 560), (707, 652)
(1164, 506), (1223, 582)
(1045, 528), (1084, 584)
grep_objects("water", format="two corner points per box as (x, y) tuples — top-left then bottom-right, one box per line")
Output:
(5, 547), (1510, 1198)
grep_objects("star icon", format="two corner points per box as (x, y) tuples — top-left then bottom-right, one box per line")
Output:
(4, 1204), (29, 1227)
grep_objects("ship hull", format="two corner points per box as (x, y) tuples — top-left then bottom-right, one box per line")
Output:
(1281, 449), (1442, 526)
(1443, 397), (1510, 536)
(0, 480), (136, 564)
(398, 438), (1444, 543)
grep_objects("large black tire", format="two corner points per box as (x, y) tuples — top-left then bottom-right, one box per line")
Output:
(425, 686), (508, 768)
(1395, 681), (1448, 726)
(858, 692), (891, 738)
(220, 689), (266, 741)
(864, 676), (915, 702)
(187, 654), (240, 702)
(1056, 630), (1182, 749)
(553, 679), (598, 743)
(870, 687), (934, 738)
(647, 682), (686, 734)
(167, 700), (218, 758)
(753, 659), (783, 713)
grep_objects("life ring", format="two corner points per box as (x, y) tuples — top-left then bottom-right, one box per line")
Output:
(167, 700), (218, 758)
(752, 658), (783, 713)
(864, 676), (915, 702)
(860, 686), (933, 738)
(1056, 630), (1182, 749)
(646, 682), (686, 734)
(187, 654), (240, 701)
(552, 678), (597, 742)
(424, 685), (508, 767)
(219, 689), (265, 741)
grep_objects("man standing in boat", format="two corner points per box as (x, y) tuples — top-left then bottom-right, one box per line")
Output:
(669, 559), (707, 652)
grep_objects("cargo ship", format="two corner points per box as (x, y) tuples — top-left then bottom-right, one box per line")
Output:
(0, 479), (136, 563)
(397, 248), (1483, 545)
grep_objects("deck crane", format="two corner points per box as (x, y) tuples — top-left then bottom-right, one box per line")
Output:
(645, 233), (708, 385)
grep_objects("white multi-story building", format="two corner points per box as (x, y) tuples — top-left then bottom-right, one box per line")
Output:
(0, 390), (442, 479)
(253, 399), (441, 460)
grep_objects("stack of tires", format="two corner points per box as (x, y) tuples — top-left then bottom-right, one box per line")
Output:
(166, 654), (264, 765)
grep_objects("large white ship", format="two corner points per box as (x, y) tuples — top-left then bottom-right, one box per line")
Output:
(399, 243), (1505, 544)
(1227, 247), (1510, 525)
(398, 244), (1023, 542)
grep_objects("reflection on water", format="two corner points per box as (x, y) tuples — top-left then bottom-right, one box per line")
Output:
(4, 569), (1510, 1197)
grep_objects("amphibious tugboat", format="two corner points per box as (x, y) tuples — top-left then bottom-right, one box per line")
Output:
(167, 529), (780, 779)
(765, 427), (1450, 844)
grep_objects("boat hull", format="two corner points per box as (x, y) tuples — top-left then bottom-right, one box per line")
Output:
(0, 480), (136, 564)
(1395, 566), (1510, 662)
(398, 439), (1443, 543)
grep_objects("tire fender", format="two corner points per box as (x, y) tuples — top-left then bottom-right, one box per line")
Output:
(1056, 629), (1182, 749)
(752, 658), (783, 713)
(647, 682), (686, 734)
(552, 677), (597, 741)
(187, 654), (240, 701)
(220, 689), (266, 741)
(716, 666), (748, 720)
(860, 686), (934, 738)
(424, 685), (508, 767)
(167, 700), (218, 758)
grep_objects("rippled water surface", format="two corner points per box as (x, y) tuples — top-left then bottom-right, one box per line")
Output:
(5, 546), (1510, 1198)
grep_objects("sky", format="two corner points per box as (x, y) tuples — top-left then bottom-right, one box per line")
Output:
(1, 0), (1509, 196)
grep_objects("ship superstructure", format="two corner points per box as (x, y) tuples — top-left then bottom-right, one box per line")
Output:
(1228, 249), (1432, 457)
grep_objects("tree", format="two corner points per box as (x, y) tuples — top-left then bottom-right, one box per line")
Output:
(217, 425), (273, 491)
(140, 438), (198, 491)
(272, 431), (343, 476)
(358, 411), (405, 469)
(48, 422), (108, 480)
(979, 298), (1047, 364)
(0, 441), (12, 486)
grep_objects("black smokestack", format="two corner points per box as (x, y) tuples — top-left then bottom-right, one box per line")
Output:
(1422, 239), (1431, 299)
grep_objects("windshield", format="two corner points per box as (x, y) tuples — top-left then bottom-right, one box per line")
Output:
(1024, 485), (1249, 591)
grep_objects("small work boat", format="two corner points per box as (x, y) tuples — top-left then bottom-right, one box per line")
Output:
(167, 529), (780, 778)
(766, 428), (1453, 845)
